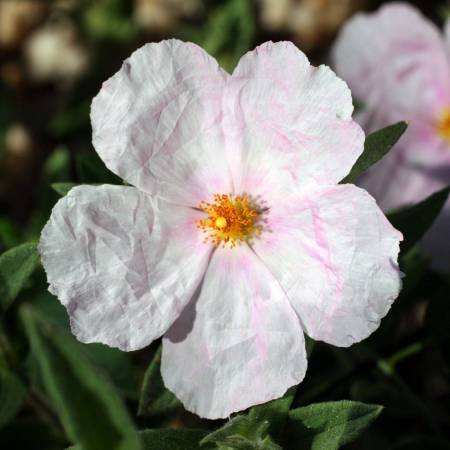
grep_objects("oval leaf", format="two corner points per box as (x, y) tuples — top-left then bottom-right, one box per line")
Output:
(67, 429), (208, 450)
(141, 429), (208, 450)
(287, 400), (383, 450)
(0, 243), (39, 310)
(342, 121), (407, 184)
(51, 183), (77, 197)
(0, 368), (26, 429)
(388, 186), (450, 255)
(248, 387), (297, 443)
(138, 346), (181, 417)
(20, 305), (141, 450)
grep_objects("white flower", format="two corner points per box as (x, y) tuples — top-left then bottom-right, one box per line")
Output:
(40, 40), (402, 419)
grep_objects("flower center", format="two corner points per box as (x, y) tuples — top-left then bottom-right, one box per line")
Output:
(196, 194), (262, 247)
(436, 107), (450, 141)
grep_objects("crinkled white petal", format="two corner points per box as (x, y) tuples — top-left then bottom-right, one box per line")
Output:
(226, 41), (363, 189)
(252, 184), (402, 347)
(39, 185), (211, 351)
(161, 245), (306, 419)
(233, 40), (354, 119)
(91, 40), (232, 206)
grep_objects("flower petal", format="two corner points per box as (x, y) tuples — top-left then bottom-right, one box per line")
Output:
(39, 185), (211, 351)
(91, 40), (232, 206)
(445, 18), (450, 53)
(227, 41), (364, 189)
(332, 3), (450, 120)
(233, 41), (353, 119)
(359, 136), (450, 211)
(161, 245), (306, 419)
(252, 184), (402, 347)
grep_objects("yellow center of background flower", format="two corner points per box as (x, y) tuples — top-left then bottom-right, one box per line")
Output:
(196, 194), (262, 247)
(436, 107), (450, 140)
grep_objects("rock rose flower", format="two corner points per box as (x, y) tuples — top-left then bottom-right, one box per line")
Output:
(39, 40), (402, 419)
(332, 2), (450, 271)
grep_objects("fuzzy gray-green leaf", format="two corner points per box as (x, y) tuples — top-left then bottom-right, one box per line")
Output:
(287, 400), (383, 450)
(0, 242), (39, 310)
(342, 121), (407, 184)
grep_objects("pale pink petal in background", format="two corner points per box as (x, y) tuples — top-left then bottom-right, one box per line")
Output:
(332, 2), (450, 271)
(333, 2), (450, 120)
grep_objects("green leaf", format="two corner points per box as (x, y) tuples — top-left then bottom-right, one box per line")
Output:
(48, 102), (90, 139)
(388, 186), (450, 254)
(201, 415), (281, 450)
(0, 242), (39, 310)
(51, 183), (77, 197)
(83, 0), (137, 43)
(0, 217), (22, 250)
(342, 121), (408, 184)
(305, 336), (315, 358)
(28, 287), (138, 399)
(43, 147), (70, 181)
(202, 389), (296, 449)
(83, 343), (138, 400)
(138, 345), (181, 417)
(248, 387), (296, 442)
(212, 434), (281, 450)
(200, 0), (255, 72)
(67, 429), (208, 450)
(425, 282), (450, 343)
(286, 400), (383, 450)
(140, 429), (208, 450)
(201, 416), (253, 447)
(76, 151), (122, 185)
(0, 368), (26, 429)
(398, 246), (428, 296)
(20, 305), (141, 450)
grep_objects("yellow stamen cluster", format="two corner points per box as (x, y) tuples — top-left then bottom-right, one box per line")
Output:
(436, 107), (450, 141)
(196, 194), (262, 247)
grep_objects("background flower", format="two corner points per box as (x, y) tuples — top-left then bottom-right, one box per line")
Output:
(332, 2), (450, 270)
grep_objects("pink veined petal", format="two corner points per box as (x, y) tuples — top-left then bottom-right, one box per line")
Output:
(91, 40), (233, 207)
(225, 41), (364, 191)
(332, 4), (450, 272)
(233, 41), (354, 119)
(362, 134), (450, 273)
(161, 245), (306, 419)
(359, 136), (450, 212)
(39, 185), (212, 351)
(251, 184), (402, 347)
(332, 3), (450, 121)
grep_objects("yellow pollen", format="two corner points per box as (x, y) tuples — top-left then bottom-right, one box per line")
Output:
(436, 107), (450, 141)
(215, 217), (228, 229)
(196, 193), (262, 248)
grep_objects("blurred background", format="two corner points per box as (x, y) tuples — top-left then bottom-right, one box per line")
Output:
(1, 1), (450, 450)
